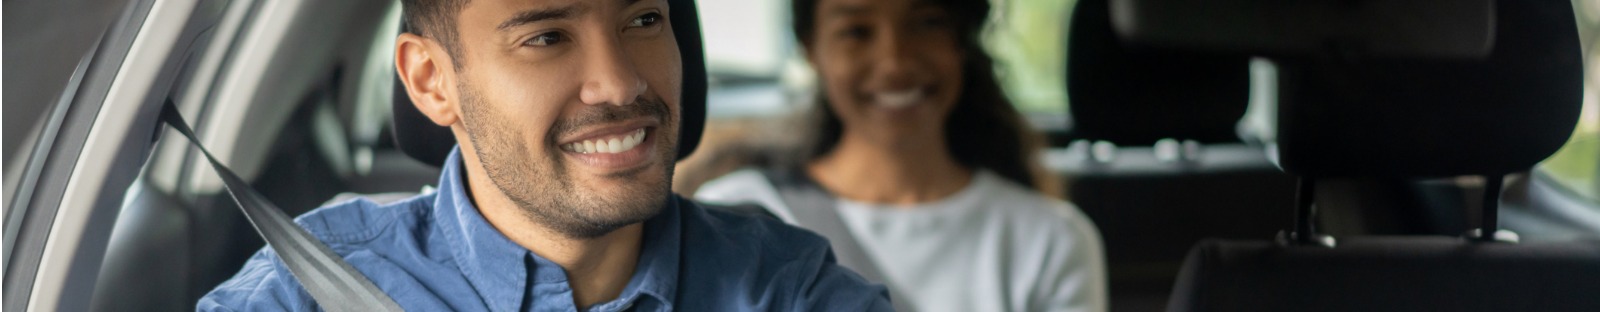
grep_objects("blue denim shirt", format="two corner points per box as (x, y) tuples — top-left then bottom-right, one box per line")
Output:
(198, 148), (891, 311)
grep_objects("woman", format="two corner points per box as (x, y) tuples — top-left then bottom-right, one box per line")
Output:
(695, 0), (1106, 311)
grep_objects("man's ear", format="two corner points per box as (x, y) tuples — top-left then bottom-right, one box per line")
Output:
(396, 33), (459, 127)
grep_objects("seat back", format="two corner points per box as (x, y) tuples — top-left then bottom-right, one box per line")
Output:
(1173, 238), (1600, 311)
(1155, 0), (1594, 311)
(1061, 0), (1296, 309)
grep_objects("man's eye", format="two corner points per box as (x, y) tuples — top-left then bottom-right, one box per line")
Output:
(629, 12), (663, 28)
(525, 32), (565, 46)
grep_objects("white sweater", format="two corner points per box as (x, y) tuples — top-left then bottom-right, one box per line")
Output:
(695, 169), (1107, 312)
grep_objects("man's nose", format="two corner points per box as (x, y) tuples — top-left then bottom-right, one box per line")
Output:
(579, 38), (648, 107)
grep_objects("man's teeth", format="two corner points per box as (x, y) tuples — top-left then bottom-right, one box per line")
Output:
(875, 89), (924, 109)
(567, 128), (647, 154)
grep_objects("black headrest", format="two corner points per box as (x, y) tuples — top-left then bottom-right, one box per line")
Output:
(1066, 0), (1252, 146)
(1273, 0), (1582, 178)
(392, 0), (708, 167)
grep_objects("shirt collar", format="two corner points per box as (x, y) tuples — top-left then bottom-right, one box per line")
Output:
(431, 147), (681, 311)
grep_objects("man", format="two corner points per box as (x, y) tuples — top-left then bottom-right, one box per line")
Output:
(198, 0), (891, 310)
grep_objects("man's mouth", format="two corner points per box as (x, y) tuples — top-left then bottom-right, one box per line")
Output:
(555, 123), (658, 171)
(562, 128), (648, 154)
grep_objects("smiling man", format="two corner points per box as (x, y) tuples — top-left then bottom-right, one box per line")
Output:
(196, 0), (890, 311)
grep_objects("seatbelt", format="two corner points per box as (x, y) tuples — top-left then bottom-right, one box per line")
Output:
(762, 167), (915, 312)
(159, 99), (403, 312)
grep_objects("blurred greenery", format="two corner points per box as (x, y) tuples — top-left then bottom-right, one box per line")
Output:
(1541, 119), (1598, 202)
(984, 0), (1073, 117)
(1535, 0), (1600, 202)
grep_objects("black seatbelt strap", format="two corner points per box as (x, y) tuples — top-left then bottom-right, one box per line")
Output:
(160, 99), (403, 311)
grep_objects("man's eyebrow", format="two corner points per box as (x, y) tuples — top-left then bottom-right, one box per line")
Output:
(497, 6), (579, 31)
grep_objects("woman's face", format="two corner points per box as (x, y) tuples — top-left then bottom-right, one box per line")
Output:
(808, 0), (964, 148)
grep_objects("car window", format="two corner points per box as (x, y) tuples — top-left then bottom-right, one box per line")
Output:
(985, 0), (1073, 131)
(1536, 0), (1600, 203)
(3, 0), (135, 219)
(697, 0), (802, 119)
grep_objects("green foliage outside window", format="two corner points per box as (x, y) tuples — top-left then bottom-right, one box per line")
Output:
(984, 0), (1074, 119)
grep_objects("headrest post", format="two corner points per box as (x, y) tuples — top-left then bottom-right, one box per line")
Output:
(1293, 178), (1315, 243)
(1475, 175), (1505, 243)
(1282, 177), (1335, 247)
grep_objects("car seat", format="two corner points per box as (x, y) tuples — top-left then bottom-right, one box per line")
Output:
(1061, 0), (1297, 309)
(1163, 0), (1600, 310)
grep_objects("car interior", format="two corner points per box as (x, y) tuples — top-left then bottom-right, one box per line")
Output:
(6, 0), (1598, 311)
(1155, 0), (1600, 310)
(1057, 0), (1297, 308)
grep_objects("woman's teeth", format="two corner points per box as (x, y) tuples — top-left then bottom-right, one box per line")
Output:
(875, 89), (924, 109)
(566, 128), (647, 154)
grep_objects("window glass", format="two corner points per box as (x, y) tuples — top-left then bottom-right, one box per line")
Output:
(1536, 0), (1600, 202)
(697, 0), (798, 119)
(984, 0), (1073, 130)
(4, 0), (134, 211)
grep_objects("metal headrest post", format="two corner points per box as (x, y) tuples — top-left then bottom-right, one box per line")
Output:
(1478, 176), (1502, 242)
(1471, 175), (1516, 243)
(1282, 177), (1334, 247)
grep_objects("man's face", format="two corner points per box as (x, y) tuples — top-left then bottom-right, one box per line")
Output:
(450, 0), (682, 238)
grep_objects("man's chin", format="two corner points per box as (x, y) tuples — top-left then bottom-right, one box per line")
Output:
(551, 167), (673, 236)
(559, 189), (670, 239)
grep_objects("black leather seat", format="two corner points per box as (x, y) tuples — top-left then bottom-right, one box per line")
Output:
(1173, 237), (1600, 311)
(1060, 0), (1296, 309)
(1167, 0), (1597, 311)
(1066, 0), (1250, 147)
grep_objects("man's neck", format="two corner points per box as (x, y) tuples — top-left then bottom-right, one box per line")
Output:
(517, 222), (643, 309)
(807, 132), (972, 206)
(461, 160), (642, 309)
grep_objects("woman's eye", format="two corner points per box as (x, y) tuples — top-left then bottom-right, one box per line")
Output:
(525, 32), (565, 46)
(838, 26), (870, 40)
(629, 12), (663, 28)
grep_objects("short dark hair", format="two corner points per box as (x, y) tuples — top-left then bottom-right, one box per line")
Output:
(402, 0), (470, 60)
(790, 0), (1052, 192)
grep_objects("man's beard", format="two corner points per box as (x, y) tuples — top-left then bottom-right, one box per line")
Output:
(457, 81), (676, 239)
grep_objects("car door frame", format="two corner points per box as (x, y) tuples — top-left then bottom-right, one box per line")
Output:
(1, 0), (234, 310)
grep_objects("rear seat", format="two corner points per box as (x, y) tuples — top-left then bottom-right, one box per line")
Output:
(1056, 0), (1296, 310)
(1159, 0), (1600, 310)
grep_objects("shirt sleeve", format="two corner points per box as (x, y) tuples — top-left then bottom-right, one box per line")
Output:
(196, 248), (316, 312)
(791, 245), (895, 311)
(1038, 206), (1109, 312)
